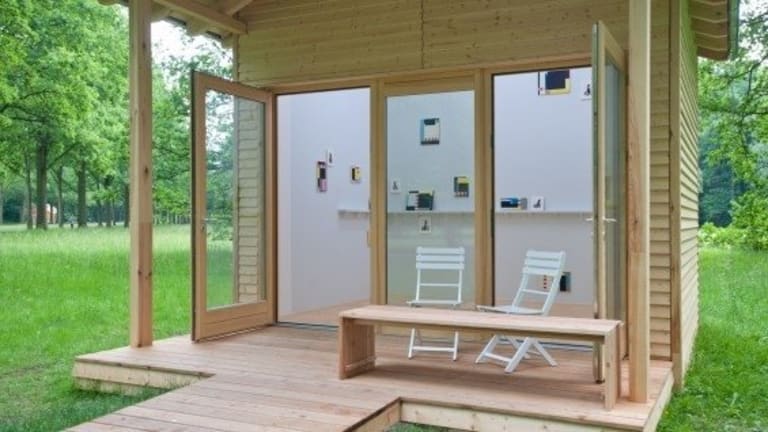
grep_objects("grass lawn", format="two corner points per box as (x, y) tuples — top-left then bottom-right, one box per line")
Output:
(0, 226), (766, 431)
(0, 225), (191, 431)
(657, 247), (768, 431)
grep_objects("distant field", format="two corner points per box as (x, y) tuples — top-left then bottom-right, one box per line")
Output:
(0, 225), (190, 431)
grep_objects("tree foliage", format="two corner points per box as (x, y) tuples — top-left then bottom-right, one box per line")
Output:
(699, 0), (768, 248)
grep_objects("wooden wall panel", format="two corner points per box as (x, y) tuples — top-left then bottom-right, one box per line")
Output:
(672, 0), (700, 385)
(236, 0), (676, 360)
(238, 0), (421, 84)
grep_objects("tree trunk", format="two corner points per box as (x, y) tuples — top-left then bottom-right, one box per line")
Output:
(0, 183), (4, 225)
(24, 154), (33, 229)
(35, 142), (48, 230)
(123, 182), (129, 228)
(107, 198), (114, 227)
(55, 165), (64, 227)
(77, 160), (87, 228)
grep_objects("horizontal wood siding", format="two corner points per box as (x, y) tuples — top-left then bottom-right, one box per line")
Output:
(237, 101), (265, 302)
(236, 0), (673, 359)
(678, 0), (700, 378)
(649, 0), (672, 360)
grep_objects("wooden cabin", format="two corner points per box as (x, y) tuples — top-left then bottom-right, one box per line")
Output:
(73, 1), (736, 431)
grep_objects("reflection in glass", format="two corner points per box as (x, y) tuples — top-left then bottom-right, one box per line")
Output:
(204, 90), (265, 310)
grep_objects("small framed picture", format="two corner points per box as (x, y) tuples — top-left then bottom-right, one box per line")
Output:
(351, 166), (362, 183)
(390, 178), (402, 194)
(325, 149), (335, 166)
(418, 215), (432, 234)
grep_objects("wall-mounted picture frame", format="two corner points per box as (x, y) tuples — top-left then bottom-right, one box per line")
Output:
(538, 69), (571, 96)
(390, 178), (402, 194)
(316, 161), (328, 192)
(351, 165), (362, 183)
(420, 118), (440, 145)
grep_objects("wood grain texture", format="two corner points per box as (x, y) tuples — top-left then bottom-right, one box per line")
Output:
(128, 0), (153, 348)
(627, 0), (652, 403)
(72, 326), (674, 431)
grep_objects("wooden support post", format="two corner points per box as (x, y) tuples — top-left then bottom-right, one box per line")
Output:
(627, 0), (651, 402)
(129, 0), (153, 348)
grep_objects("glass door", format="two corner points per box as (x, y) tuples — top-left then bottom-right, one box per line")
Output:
(191, 71), (275, 341)
(593, 21), (627, 371)
(382, 81), (476, 308)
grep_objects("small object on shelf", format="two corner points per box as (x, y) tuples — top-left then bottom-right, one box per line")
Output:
(530, 196), (545, 211)
(406, 190), (435, 211)
(418, 215), (432, 234)
(453, 176), (470, 197)
(500, 197), (520, 209)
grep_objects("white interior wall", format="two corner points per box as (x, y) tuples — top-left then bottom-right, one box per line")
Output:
(277, 89), (370, 319)
(494, 68), (594, 311)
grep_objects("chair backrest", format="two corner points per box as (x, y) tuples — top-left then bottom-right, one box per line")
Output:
(510, 250), (567, 315)
(414, 247), (465, 304)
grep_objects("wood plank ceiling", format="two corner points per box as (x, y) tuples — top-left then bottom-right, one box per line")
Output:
(105, 0), (735, 60)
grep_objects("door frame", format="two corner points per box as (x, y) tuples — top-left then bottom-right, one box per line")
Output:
(191, 71), (277, 341)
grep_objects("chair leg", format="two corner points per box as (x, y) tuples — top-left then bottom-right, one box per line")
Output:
(476, 334), (501, 364)
(502, 336), (531, 359)
(503, 337), (534, 373)
(532, 339), (557, 366)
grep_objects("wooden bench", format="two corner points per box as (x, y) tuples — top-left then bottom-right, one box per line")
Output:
(338, 305), (622, 410)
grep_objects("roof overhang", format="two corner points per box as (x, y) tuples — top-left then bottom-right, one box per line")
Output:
(98, 0), (253, 46)
(690, 0), (739, 60)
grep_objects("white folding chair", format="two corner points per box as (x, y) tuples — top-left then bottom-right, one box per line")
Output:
(407, 246), (465, 361)
(475, 250), (566, 373)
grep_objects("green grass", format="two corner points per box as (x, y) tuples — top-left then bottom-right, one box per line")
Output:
(658, 247), (768, 431)
(0, 225), (191, 431)
(0, 226), (766, 431)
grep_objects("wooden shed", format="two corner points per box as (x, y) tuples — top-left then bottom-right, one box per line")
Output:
(73, 1), (737, 431)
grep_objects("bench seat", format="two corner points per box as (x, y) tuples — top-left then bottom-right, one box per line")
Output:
(338, 305), (622, 410)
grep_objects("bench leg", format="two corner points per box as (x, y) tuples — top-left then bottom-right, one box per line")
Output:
(338, 318), (375, 379)
(603, 328), (621, 410)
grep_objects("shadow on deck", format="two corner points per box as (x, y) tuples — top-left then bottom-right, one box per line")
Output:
(70, 326), (673, 431)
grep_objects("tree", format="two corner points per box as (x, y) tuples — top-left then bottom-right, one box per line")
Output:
(698, 0), (768, 248)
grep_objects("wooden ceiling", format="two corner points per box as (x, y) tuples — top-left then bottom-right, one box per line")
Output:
(103, 0), (736, 60)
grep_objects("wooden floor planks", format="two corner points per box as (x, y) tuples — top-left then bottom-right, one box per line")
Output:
(71, 326), (673, 432)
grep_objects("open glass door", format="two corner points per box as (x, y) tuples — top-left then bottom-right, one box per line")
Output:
(191, 71), (274, 341)
(593, 22), (627, 374)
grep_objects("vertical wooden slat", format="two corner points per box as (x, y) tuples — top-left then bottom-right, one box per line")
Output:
(474, 70), (492, 307)
(627, 0), (651, 403)
(129, 0), (153, 348)
(669, 0), (683, 390)
(371, 81), (387, 305)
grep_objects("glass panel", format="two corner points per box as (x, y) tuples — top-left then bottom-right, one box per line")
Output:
(205, 89), (265, 310)
(493, 69), (593, 318)
(386, 91), (475, 307)
(276, 89), (371, 325)
(604, 60), (625, 321)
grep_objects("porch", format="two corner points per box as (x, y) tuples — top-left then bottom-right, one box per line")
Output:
(70, 326), (673, 432)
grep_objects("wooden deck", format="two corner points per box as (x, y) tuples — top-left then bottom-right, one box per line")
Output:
(70, 326), (673, 432)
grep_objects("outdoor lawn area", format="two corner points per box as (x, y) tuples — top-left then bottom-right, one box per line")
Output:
(0, 226), (766, 431)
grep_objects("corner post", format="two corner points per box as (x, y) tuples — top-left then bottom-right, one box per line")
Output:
(129, 0), (153, 347)
(628, 0), (651, 402)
